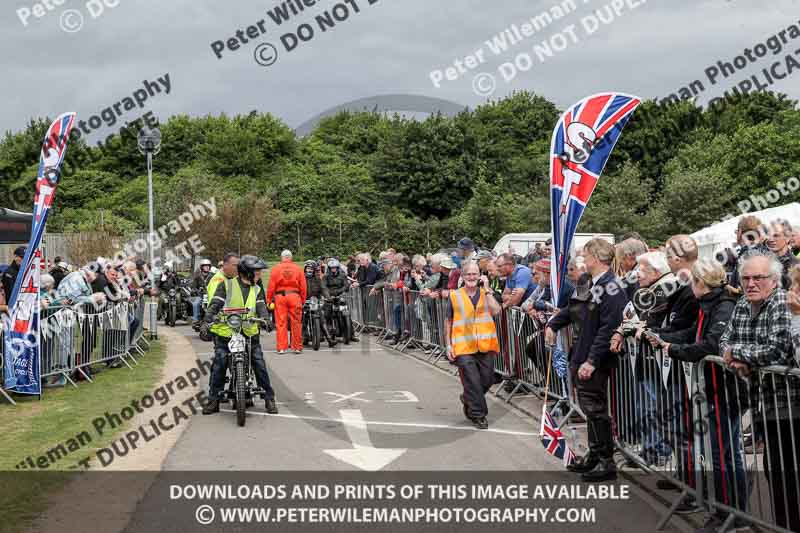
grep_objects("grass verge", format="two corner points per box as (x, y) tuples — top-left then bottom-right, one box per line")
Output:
(0, 341), (165, 533)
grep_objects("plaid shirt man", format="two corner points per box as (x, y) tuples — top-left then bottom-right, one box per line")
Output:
(719, 288), (798, 419)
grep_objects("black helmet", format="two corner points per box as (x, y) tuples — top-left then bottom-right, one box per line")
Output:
(238, 255), (267, 283)
(304, 260), (318, 274)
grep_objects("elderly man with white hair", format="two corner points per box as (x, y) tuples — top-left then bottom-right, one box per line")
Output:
(719, 250), (798, 532)
(266, 250), (307, 354)
(352, 253), (381, 289)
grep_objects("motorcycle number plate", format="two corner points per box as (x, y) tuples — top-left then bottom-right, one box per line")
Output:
(228, 336), (246, 352)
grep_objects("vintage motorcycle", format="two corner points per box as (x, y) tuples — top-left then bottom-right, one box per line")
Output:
(215, 310), (269, 427)
(302, 296), (323, 351)
(325, 295), (354, 347)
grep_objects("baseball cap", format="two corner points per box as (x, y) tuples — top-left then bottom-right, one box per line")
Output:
(476, 250), (493, 260)
(13, 246), (26, 258)
(457, 237), (475, 250)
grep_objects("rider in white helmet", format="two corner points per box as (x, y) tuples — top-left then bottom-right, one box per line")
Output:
(156, 261), (180, 319)
(190, 259), (215, 326)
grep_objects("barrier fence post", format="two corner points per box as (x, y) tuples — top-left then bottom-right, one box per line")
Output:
(0, 329), (16, 405)
(147, 297), (158, 340)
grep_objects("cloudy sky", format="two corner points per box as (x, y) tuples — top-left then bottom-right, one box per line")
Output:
(2, 0), (799, 143)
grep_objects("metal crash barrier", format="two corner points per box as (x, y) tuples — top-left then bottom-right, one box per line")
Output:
(611, 338), (800, 533)
(1, 295), (150, 398)
(349, 285), (800, 532)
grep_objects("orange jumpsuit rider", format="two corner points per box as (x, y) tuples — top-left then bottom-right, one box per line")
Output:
(267, 253), (307, 353)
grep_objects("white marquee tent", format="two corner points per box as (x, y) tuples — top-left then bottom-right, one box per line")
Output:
(691, 202), (800, 260)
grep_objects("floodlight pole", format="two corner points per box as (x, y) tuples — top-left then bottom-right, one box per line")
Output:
(147, 150), (155, 284)
(138, 127), (161, 288)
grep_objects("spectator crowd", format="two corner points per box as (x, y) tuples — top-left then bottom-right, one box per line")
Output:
(1, 249), (156, 384)
(337, 217), (800, 533)
(3, 214), (800, 532)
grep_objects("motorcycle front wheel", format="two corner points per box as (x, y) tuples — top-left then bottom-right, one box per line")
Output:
(312, 317), (321, 351)
(342, 316), (352, 345)
(167, 304), (176, 327)
(235, 359), (246, 427)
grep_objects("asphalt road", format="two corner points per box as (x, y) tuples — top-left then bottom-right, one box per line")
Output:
(121, 323), (683, 533)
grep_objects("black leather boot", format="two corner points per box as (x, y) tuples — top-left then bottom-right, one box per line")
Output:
(265, 399), (278, 414)
(581, 457), (617, 482)
(202, 399), (220, 415)
(581, 418), (616, 481)
(567, 453), (599, 473)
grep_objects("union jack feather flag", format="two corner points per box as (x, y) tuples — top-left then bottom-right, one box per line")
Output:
(549, 93), (641, 305)
(4, 112), (76, 395)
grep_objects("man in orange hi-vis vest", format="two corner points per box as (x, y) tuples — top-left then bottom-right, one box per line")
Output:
(267, 250), (307, 354)
(445, 260), (501, 429)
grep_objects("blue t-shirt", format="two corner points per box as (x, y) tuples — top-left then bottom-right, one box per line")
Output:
(506, 264), (535, 303)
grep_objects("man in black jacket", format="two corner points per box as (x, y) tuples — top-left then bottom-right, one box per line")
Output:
(322, 259), (349, 298)
(1, 246), (25, 301)
(546, 238), (627, 482)
(352, 253), (381, 288)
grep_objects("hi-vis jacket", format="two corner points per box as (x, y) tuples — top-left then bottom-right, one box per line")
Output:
(207, 278), (266, 338)
(449, 287), (500, 357)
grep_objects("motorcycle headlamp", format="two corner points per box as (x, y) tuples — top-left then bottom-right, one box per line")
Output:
(309, 297), (320, 311)
(227, 314), (242, 329)
(169, 289), (176, 296)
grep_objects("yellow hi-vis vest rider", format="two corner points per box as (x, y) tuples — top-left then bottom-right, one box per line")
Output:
(207, 270), (233, 302)
(449, 287), (500, 356)
(210, 278), (261, 338)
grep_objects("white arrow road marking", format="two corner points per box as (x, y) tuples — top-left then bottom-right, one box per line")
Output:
(379, 390), (419, 403)
(323, 409), (406, 471)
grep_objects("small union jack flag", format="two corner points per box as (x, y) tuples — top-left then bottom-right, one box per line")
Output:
(540, 408), (575, 467)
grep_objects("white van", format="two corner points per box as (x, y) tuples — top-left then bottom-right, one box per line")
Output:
(492, 232), (615, 258)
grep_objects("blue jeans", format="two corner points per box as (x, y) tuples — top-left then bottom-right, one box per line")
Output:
(706, 402), (747, 512)
(392, 303), (402, 336)
(191, 297), (202, 322)
(208, 335), (274, 401)
(641, 376), (672, 459)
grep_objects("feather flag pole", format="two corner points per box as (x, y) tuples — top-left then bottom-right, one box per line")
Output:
(540, 343), (576, 467)
(543, 93), (642, 467)
(4, 112), (76, 395)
